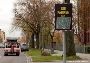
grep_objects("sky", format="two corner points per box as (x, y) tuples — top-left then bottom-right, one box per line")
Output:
(0, 0), (68, 38)
(0, 0), (61, 38)
(0, 0), (21, 37)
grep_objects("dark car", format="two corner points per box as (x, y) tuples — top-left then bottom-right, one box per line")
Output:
(21, 43), (29, 51)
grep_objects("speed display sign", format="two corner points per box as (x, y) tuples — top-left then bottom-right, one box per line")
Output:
(55, 4), (72, 30)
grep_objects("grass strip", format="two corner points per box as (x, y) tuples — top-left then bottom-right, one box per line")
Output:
(25, 48), (81, 62)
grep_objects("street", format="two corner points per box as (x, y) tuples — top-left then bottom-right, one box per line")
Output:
(0, 48), (30, 63)
(0, 48), (90, 63)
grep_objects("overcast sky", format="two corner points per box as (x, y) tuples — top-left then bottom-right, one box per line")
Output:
(0, 0), (21, 37)
(0, 0), (66, 38)
(0, 0), (60, 38)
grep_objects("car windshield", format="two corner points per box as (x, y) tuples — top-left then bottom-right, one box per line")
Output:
(21, 44), (28, 47)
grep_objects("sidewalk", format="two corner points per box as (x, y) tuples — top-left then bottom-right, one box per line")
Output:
(30, 50), (90, 63)
(53, 50), (90, 60)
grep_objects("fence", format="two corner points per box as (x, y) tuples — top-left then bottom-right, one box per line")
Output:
(45, 44), (87, 53)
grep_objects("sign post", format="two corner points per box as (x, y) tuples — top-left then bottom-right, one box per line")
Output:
(55, 2), (72, 63)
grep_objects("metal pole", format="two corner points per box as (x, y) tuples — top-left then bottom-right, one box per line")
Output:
(62, 0), (66, 63)
(63, 32), (66, 63)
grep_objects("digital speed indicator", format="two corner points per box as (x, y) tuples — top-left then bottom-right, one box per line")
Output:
(56, 17), (71, 29)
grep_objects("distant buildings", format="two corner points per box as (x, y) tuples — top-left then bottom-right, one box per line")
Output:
(0, 29), (5, 44)
(18, 37), (25, 43)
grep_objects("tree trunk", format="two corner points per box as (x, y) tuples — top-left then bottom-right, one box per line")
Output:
(26, 33), (29, 46)
(31, 33), (34, 48)
(65, 0), (76, 57)
(66, 30), (76, 56)
(36, 33), (39, 49)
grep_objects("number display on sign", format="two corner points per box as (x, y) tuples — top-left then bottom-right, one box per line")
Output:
(56, 17), (71, 29)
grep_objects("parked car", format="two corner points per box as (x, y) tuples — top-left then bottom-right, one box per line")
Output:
(20, 43), (29, 51)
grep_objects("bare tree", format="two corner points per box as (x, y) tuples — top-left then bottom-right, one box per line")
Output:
(11, 0), (57, 49)
(65, 0), (76, 56)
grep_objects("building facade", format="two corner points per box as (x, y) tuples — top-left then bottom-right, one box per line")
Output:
(0, 29), (5, 44)
(78, 0), (90, 45)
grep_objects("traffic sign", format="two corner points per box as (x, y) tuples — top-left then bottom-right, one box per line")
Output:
(55, 4), (72, 30)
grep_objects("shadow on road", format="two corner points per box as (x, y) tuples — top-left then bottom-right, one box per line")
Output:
(4, 54), (19, 56)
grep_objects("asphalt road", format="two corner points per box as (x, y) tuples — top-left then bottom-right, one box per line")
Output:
(1, 48), (89, 63)
(0, 48), (30, 63)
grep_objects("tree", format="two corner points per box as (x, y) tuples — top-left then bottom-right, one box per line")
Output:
(65, 0), (76, 56)
(54, 31), (62, 44)
(11, 0), (56, 49)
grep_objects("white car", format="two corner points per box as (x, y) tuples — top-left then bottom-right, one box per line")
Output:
(20, 43), (29, 51)
(4, 42), (21, 56)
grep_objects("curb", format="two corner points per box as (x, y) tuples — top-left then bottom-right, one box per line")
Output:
(23, 52), (33, 63)
(29, 56), (33, 63)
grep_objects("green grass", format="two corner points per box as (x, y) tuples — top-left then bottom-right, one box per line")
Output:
(25, 48), (81, 62)
(66, 56), (81, 60)
(26, 49), (41, 56)
(32, 56), (62, 62)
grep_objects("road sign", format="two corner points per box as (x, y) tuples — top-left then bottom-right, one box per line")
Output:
(55, 4), (72, 30)
(34, 36), (36, 39)
(34, 36), (36, 42)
